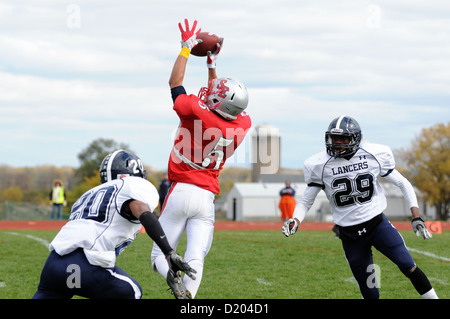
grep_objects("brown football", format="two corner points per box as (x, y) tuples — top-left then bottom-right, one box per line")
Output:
(191, 32), (221, 57)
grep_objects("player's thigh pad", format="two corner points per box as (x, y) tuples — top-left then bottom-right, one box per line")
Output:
(372, 214), (415, 273)
(35, 249), (142, 299)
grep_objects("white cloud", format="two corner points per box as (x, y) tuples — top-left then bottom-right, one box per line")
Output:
(1, 0), (449, 169)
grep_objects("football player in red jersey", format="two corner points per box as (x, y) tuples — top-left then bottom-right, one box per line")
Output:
(151, 19), (251, 298)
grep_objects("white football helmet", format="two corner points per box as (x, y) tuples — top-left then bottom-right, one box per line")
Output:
(198, 77), (249, 120)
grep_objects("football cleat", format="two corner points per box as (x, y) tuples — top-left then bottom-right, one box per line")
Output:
(166, 269), (192, 299)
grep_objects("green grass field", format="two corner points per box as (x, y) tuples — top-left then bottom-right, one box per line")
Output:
(0, 229), (448, 299)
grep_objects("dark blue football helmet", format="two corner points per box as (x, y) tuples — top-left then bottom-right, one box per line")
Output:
(99, 150), (147, 183)
(325, 116), (362, 158)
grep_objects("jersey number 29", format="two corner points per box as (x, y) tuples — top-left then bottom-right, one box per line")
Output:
(332, 173), (375, 207)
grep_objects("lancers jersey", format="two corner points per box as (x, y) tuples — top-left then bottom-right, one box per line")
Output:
(304, 142), (395, 227)
(168, 91), (251, 194)
(50, 177), (159, 268)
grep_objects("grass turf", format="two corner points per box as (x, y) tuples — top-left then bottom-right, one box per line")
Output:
(0, 229), (448, 299)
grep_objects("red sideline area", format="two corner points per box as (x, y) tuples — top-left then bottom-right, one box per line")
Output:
(0, 220), (448, 231)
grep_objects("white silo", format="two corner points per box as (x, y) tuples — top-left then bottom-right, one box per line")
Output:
(251, 123), (281, 182)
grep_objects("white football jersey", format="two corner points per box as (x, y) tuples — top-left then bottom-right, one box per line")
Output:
(304, 142), (395, 226)
(50, 176), (159, 268)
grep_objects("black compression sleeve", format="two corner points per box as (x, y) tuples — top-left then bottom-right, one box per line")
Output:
(139, 211), (172, 256)
(171, 85), (186, 103)
(405, 266), (433, 295)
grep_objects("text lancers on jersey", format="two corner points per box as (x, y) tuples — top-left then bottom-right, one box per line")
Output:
(331, 161), (369, 176)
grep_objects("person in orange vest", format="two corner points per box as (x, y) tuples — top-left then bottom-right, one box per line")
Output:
(50, 180), (66, 220)
(279, 180), (296, 221)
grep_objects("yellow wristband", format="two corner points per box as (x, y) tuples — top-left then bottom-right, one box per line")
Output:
(179, 47), (191, 58)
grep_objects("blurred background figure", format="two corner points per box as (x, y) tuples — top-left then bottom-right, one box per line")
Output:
(50, 180), (66, 220)
(279, 180), (296, 221)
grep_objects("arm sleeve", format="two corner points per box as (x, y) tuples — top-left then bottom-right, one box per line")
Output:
(171, 85), (187, 103)
(293, 186), (321, 223)
(139, 211), (173, 256)
(384, 169), (419, 208)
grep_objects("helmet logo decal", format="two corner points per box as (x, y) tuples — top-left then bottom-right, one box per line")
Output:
(216, 79), (229, 98)
(331, 128), (343, 134)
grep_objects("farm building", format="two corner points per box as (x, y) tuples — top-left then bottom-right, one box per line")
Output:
(219, 182), (435, 222)
(218, 122), (436, 222)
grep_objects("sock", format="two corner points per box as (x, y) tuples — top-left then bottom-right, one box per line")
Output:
(406, 266), (437, 297)
(183, 259), (203, 298)
(421, 288), (439, 299)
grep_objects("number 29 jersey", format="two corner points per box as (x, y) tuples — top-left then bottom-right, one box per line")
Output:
(49, 177), (159, 268)
(304, 143), (395, 227)
(168, 93), (251, 194)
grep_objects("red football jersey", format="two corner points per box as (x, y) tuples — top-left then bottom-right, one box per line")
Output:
(168, 93), (251, 194)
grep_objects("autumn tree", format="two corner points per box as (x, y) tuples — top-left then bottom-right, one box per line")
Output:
(399, 122), (449, 220)
(67, 171), (102, 210)
(1, 187), (23, 202)
(77, 138), (131, 179)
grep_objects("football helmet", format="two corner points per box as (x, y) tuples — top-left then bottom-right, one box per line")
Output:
(325, 116), (362, 158)
(99, 150), (147, 183)
(198, 77), (249, 120)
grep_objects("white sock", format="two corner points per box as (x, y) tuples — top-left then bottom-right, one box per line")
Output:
(421, 288), (438, 299)
(183, 259), (203, 298)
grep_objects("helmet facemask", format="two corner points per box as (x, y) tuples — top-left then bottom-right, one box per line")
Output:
(325, 133), (359, 158)
(325, 116), (362, 158)
(198, 79), (215, 104)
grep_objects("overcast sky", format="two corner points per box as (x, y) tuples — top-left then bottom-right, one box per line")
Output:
(1, 0), (449, 171)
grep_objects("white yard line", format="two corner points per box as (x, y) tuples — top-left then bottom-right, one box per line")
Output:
(256, 278), (273, 286)
(6, 232), (50, 248)
(406, 246), (450, 262)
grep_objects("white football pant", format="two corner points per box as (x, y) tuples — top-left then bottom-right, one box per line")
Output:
(151, 182), (215, 298)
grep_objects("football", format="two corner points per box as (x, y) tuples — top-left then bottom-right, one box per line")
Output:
(191, 32), (222, 57)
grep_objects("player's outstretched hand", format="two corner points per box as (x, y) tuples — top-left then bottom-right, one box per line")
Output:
(178, 19), (202, 50)
(282, 218), (299, 237)
(167, 250), (197, 280)
(411, 217), (432, 239)
(206, 37), (224, 69)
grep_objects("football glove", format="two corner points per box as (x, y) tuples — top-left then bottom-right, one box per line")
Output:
(411, 217), (432, 239)
(282, 218), (299, 237)
(178, 19), (202, 50)
(206, 38), (224, 69)
(167, 250), (197, 280)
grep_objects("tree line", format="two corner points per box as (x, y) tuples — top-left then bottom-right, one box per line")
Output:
(0, 138), (251, 215)
(0, 122), (448, 220)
